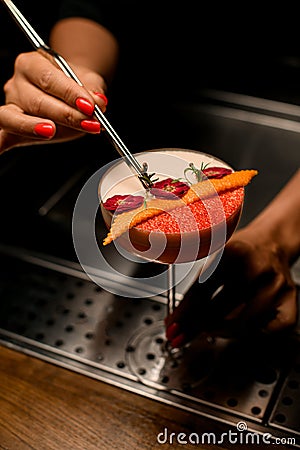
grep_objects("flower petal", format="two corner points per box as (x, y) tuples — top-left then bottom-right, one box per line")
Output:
(202, 167), (232, 179)
(103, 194), (144, 213)
(151, 178), (189, 199)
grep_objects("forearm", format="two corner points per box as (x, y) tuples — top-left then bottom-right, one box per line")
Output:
(248, 169), (300, 263)
(49, 17), (119, 85)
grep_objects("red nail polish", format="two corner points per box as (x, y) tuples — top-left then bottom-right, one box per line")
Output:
(75, 97), (94, 115)
(94, 92), (108, 106)
(166, 322), (180, 341)
(81, 120), (100, 133)
(34, 123), (55, 138)
(170, 333), (186, 349)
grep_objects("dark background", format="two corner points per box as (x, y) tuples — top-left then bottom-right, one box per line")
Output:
(1, 1), (300, 263)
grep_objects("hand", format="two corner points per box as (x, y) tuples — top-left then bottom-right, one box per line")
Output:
(165, 225), (298, 348)
(0, 51), (108, 154)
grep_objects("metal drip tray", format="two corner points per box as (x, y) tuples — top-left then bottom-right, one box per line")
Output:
(0, 247), (299, 446)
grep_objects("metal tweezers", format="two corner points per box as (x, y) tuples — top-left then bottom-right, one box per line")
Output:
(1, 0), (151, 188)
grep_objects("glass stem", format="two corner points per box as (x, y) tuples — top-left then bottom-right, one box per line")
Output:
(167, 264), (176, 316)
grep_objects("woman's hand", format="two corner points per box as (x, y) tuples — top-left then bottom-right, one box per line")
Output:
(165, 224), (299, 348)
(0, 51), (108, 154)
(165, 171), (300, 347)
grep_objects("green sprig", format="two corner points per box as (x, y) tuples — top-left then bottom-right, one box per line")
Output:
(139, 172), (159, 189)
(184, 161), (210, 184)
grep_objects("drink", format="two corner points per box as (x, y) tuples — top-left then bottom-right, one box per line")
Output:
(98, 148), (257, 390)
(100, 149), (248, 264)
(127, 187), (243, 264)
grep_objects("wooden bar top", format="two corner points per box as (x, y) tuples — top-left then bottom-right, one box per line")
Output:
(0, 345), (249, 450)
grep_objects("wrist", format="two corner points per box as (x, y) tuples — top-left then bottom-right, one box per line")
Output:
(247, 211), (300, 265)
(245, 170), (300, 264)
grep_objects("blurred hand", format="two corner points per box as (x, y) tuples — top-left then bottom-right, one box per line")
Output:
(0, 51), (108, 154)
(165, 225), (298, 348)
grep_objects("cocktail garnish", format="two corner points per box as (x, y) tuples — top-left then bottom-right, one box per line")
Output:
(103, 194), (144, 213)
(184, 162), (206, 183)
(103, 169), (258, 245)
(184, 162), (232, 183)
(202, 166), (233, 179)
(139, 171), (159, 189)
(150, 177), (190, 199)
(181, 169), (257, 205)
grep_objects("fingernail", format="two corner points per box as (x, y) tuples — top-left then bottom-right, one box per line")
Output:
(94, 92), (108, 106)
(33, 123), (55, 138)
(75, 97), (94, 115)
(81, 119), (100, 133)
(166, 322), (180, 341)
(170, 333), (186, 349)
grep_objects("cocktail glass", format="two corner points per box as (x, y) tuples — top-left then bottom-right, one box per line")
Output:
(99, 148), (244, 390)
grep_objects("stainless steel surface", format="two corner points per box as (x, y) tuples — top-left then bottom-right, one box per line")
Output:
(0, 246), (299, 446)
(1, 0), (151, 189)
(0, 85), (299, 444)
(269, 351), (300, 435)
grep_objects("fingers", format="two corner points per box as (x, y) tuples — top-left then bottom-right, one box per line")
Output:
(225, 259), (298, 333)
(13, 52), (107, 113)
(0, 103), (57, 153)
(165, 255), (299, 348)
(228, 284), (298, 336)
(0, 104), (55, 138)
(2, 52), (108, 144)
(7, 77), (101, 135)
(0, 103), (85, 153)
(264, 286), (298, 333)
(165, 266), (227, 347)
(93, 92), (108, 109)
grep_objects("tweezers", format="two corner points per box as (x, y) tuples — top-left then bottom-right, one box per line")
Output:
(1, 0), (151, 188)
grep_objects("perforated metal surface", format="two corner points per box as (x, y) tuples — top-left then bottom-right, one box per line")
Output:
(269, 351), (300, 434)
(0, 247), (299, 446)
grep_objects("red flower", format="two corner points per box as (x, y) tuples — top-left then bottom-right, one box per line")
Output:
(103, 194), (144, 213)
(202, 167), (232, 179)
(151, 177), (189, 199)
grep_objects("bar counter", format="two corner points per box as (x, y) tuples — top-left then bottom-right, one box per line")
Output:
(0, 345), (245, 450)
